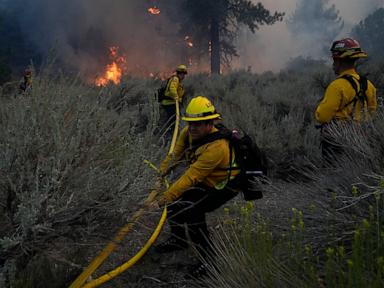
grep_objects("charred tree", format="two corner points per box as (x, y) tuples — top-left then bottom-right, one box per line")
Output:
(178, 0), (284, 74)
(210, 16), (220, 74)
(287, 0), (343, 57)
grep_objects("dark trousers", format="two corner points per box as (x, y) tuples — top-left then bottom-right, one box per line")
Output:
(321, 137), (343, 166)
(167, 185), (237, 258)
(159, 104), (176, 139)
(320, 125), (344, 167)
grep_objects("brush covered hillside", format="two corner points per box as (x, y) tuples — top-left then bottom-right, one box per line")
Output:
(1, 59), (384, 287)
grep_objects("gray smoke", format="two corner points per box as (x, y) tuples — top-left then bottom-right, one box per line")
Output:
(1, 0), (184, 79)
(235, 0), (384, 72)
(1, 0), (384, 76)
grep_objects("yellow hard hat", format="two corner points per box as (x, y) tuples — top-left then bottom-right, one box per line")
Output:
(176, 64), (188, 74)
(182, 96), (221, 122)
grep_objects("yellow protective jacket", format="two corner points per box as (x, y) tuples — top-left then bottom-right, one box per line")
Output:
(161, 75), (185, 106)
(159, 126), (238, 203)
(315, 69), (377, 124)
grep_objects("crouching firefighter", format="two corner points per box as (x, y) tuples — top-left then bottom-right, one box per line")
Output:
(153, 96), (266, 277)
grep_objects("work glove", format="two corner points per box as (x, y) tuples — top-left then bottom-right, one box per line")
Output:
(157, 194), (168, 207)
(152, 177), (164, 191)
(146, 198), (160, 211)
(145, 194), (167, 211)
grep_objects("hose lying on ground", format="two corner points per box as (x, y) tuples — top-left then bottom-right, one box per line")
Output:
(69, 100), (180, 288)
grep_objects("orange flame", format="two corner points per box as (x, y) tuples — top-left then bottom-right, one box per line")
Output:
(148, 7), (160, 15)
(185, 36), (194, 48)
(95, 46), (126, 87)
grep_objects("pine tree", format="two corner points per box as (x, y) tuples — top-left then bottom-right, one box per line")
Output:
(352, 8), (384, 60)
(178, 0), (284, 74)
(287, 0), (343, 57)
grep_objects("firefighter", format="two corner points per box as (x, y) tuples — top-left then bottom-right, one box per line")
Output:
(159, 64), (187, 137)
(154, 96), (239, 277)
(19, 68), (33, 94)
(315, 38), (377, 163)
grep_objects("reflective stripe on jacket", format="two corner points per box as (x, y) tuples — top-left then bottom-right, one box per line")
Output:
(161, 75), (184, 106)
(315, 68), (377, 124)
(159, 126), (238, 202)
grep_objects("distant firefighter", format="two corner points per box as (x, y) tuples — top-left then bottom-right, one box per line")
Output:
(157, 64), (188, 138)
(19, 68), (33, 94)
(315, 38), (377, 164)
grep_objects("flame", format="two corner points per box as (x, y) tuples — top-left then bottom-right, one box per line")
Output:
(95, 46), (126, 87)
(184, 36), (194, 48)
(148, 7), (160, 15)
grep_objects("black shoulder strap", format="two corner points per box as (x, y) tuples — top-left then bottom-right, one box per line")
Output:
(340, 74), (368, 110)
(340, 74), (358, 94)
(358, 76), (368, 103)
(165, 76), (173, 88)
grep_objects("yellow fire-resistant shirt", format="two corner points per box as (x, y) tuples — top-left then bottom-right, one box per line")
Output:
(161, 75), (185, 106)
(159, 126), (238, 203)
(315, 68), (377, 124)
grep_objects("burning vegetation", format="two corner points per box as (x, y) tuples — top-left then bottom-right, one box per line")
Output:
(95, 46), (127, 87)
(147, 7), (161, 15)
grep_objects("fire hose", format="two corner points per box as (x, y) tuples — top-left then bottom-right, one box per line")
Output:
(69, 99), (180, 288)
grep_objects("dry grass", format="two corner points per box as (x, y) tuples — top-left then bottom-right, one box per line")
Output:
(1, 61), (383, 287)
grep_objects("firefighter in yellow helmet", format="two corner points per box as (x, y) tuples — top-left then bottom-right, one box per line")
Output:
(158, 64), (188, 137)
(315, 38), (377, 163)
(154, 96), (239, 277)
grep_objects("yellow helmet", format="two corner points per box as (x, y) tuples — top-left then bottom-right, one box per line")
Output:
(176, 64), (188, 74)
(182, 96), (221, 122)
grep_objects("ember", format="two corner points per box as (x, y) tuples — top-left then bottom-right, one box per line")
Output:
(185, 36), (194, 48)
(148, 7), (160, 15)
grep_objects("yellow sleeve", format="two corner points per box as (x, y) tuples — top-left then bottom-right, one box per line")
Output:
(177, 84), (184, 102)
(159, 126), (188, 175)
(315, 80), (343, 124)
(367, 80), (377, 115)
(166, 76), (179, 101)
(163, 141), (226, 202)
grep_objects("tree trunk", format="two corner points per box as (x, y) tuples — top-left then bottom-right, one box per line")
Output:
(210, 17), (220, 75)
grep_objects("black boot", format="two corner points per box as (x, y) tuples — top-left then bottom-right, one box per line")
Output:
(154, 236), (188, 253)
(185, 261), (210, 279)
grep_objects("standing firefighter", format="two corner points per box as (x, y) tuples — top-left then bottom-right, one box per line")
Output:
(19, 68), (32, 94)
(158, 64), (187, 137)
(315, 38), (377, 163)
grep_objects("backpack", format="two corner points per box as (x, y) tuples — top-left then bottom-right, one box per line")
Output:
(156, 77), (171, 103)
(188, 124), (268, 201)
(340, 74), (368, 118)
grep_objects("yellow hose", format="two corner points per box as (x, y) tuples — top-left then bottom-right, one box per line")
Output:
(69, 99), (181, 288)
(168, 99), (180, 156)
(81, 206), (167, 288)
(68, 201), (155, 288)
